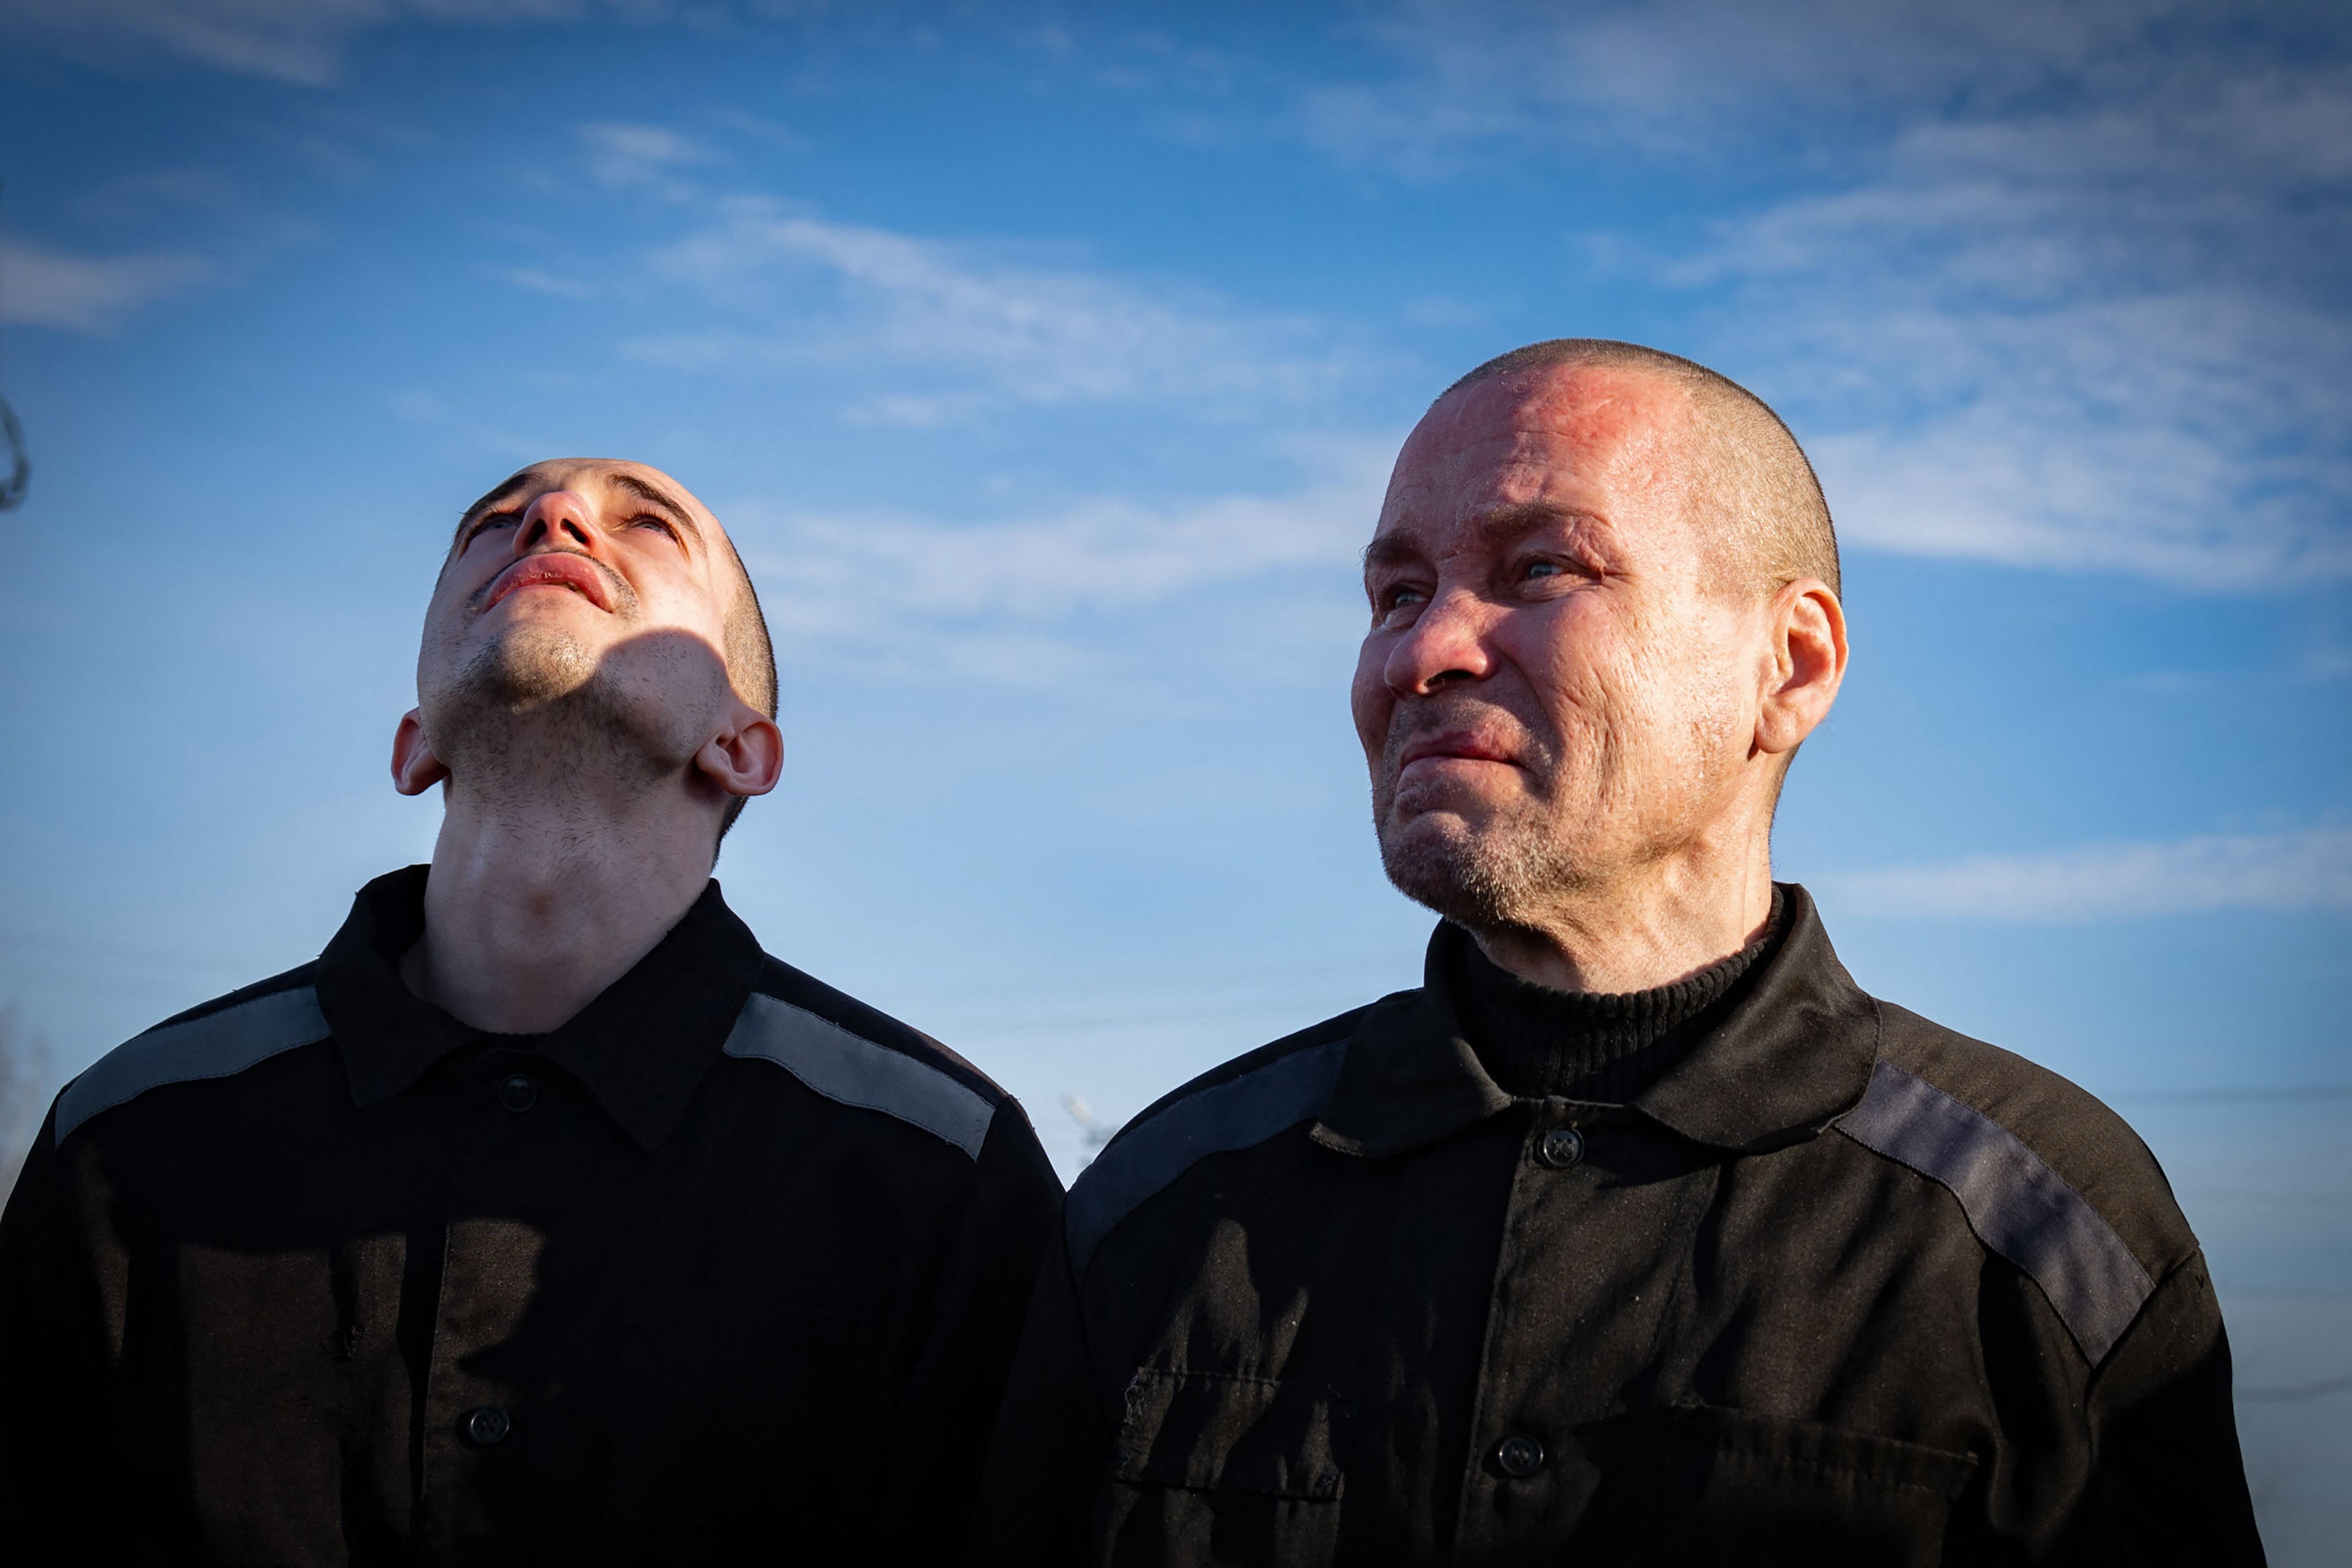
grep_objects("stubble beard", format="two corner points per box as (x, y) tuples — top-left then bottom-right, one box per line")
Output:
(1372, 698), (1597, 937)
(1374, 681), (1751, 940)
(424, 605), (693, 801)
(1376, 786), (1590, 936)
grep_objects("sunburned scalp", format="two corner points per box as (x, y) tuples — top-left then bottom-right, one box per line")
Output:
(1441, 340), (1840, 605)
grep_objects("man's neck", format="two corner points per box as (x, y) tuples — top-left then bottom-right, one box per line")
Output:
(1470, 840), (1777, 995)
(404, 769), (720, 1034)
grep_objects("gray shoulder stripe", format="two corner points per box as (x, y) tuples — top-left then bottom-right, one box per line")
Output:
(1838, 1059), (2156, 1364)
(1065, 1038), (1348, 1279)
(56, 985), (331, 1145)
(723, 992), (995, 1159)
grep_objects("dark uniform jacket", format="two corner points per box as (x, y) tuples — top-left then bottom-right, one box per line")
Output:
(0, 867), (1062, 1565)
(976, 886), (2264, 1567)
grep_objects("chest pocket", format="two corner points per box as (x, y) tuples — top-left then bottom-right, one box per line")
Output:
(1587, 1405), (1979, 1568)
(1099, 1369), (1346, 1566)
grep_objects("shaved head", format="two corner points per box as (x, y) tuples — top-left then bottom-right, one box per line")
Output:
(716, 541), (777, 722)
(1443, 339), (1839, 603)
(427, 458), (779, 846)
(453, 463), (777, 726)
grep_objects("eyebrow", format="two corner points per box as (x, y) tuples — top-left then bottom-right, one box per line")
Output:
(1362, 502), (1597, 571)
(605, 473), (704, 548)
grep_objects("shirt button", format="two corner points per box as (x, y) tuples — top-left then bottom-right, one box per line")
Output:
(463, 1405), (512, 1446)
(1493, 1434), (1547, 1478)
(498, 1074), (539, 1113)
(1534, 1126), (1585, 1169)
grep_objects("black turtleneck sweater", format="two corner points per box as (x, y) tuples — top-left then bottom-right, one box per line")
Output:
(1439, 886), (1786, 1105)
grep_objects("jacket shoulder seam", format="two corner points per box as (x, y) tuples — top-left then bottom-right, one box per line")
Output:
(1835, 1058), (2155, 1364)
(724, 987), (996, 1159)
(56, 977), (331, 1145)
(1063, 1034), (1351, 1279)
(751, 955), (1022, 1102)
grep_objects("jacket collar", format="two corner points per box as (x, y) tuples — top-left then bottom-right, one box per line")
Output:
(315, 864), (764, 1150)
(1312, 883), (1879, 1158)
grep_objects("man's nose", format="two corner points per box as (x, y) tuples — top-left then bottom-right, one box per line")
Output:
(1385, 587), (1498, 696)
(514, 491), (597, 556)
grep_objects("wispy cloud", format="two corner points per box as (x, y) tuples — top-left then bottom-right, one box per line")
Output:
(1699, 104), (2352, 588)
(0, 240), (211, 332)
(1304, 0), (2324, 166)
(1301, 0), (2352, 589)
(728, 443), (1390, 682)
(578, 122), (716, 191)
(1, 0), (647, 86)
(489, 265), (598, 300)
(1828, 826), (2352, 922)
(633, 197), (1358, 422)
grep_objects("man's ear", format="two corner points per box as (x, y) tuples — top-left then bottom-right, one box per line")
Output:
(391, 710), (451, 796)
(694, 702), (785, 801)
(1755, 578), (1849, 757)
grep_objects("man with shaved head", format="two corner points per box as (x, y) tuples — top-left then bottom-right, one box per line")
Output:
(979, 345), (2263, 1565)
(0, 460), (1060, 1562)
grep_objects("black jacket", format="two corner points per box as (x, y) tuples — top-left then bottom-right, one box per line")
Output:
(976, 886), (2263, 1567)
(0, 867), (1062, 1565)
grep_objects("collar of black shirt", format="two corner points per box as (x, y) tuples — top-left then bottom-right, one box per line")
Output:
(313, 864), (767, 1149)
(1309, 882), (1881, 1160)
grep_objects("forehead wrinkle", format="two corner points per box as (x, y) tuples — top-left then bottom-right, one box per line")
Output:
(1375, 367), (1682, 576)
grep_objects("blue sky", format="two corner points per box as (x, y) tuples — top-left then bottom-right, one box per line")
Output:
(1, 0), (2347, 1545)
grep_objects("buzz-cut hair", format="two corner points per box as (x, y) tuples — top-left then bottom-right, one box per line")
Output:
(1443, 339), (1840, 601)
(715, 540), (775, 844)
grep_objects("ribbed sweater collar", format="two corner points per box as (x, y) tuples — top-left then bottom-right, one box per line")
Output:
(1434, 886), (1787, 1104)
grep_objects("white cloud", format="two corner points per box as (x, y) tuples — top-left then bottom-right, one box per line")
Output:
(1302, 0), (2352, 589)
(1307, 0), (2282, 166)
(0, 240), (211, 332)
(1689, 105), (2352, 587)
(1828, 826), (2352, 922)
(0, 0), (661, 85)
(635, 198), (1356, 419)
(578, 122), (715, 189)
(728, 443), (1391, 681)
(489, 265), (598, 299)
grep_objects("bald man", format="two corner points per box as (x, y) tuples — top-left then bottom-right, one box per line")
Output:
(0, 461), (1061, 1563)
(977, 345), (2263, 1566)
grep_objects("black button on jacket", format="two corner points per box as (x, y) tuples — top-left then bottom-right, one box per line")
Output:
(0, 867), (1063, 1565)
(977, 886), (2264, 1567)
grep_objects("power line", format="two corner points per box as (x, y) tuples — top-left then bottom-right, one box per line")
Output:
(0, 927), (272, 976)
(2113, 1086), (2352, 1105)
(2238, 1373), (2352, 1405)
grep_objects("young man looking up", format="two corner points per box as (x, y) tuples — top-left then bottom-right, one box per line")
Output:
(979, 345), (2264, 1565)
(0, 460), (1060, 1563)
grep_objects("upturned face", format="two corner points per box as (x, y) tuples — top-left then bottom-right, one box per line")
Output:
(414, 458), (745, 765)
(1351, 364), (1768, 927)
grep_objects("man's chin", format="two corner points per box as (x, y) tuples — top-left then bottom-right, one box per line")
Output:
(1376, 811), (1566, 930)
(454, 625), (601, 710)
